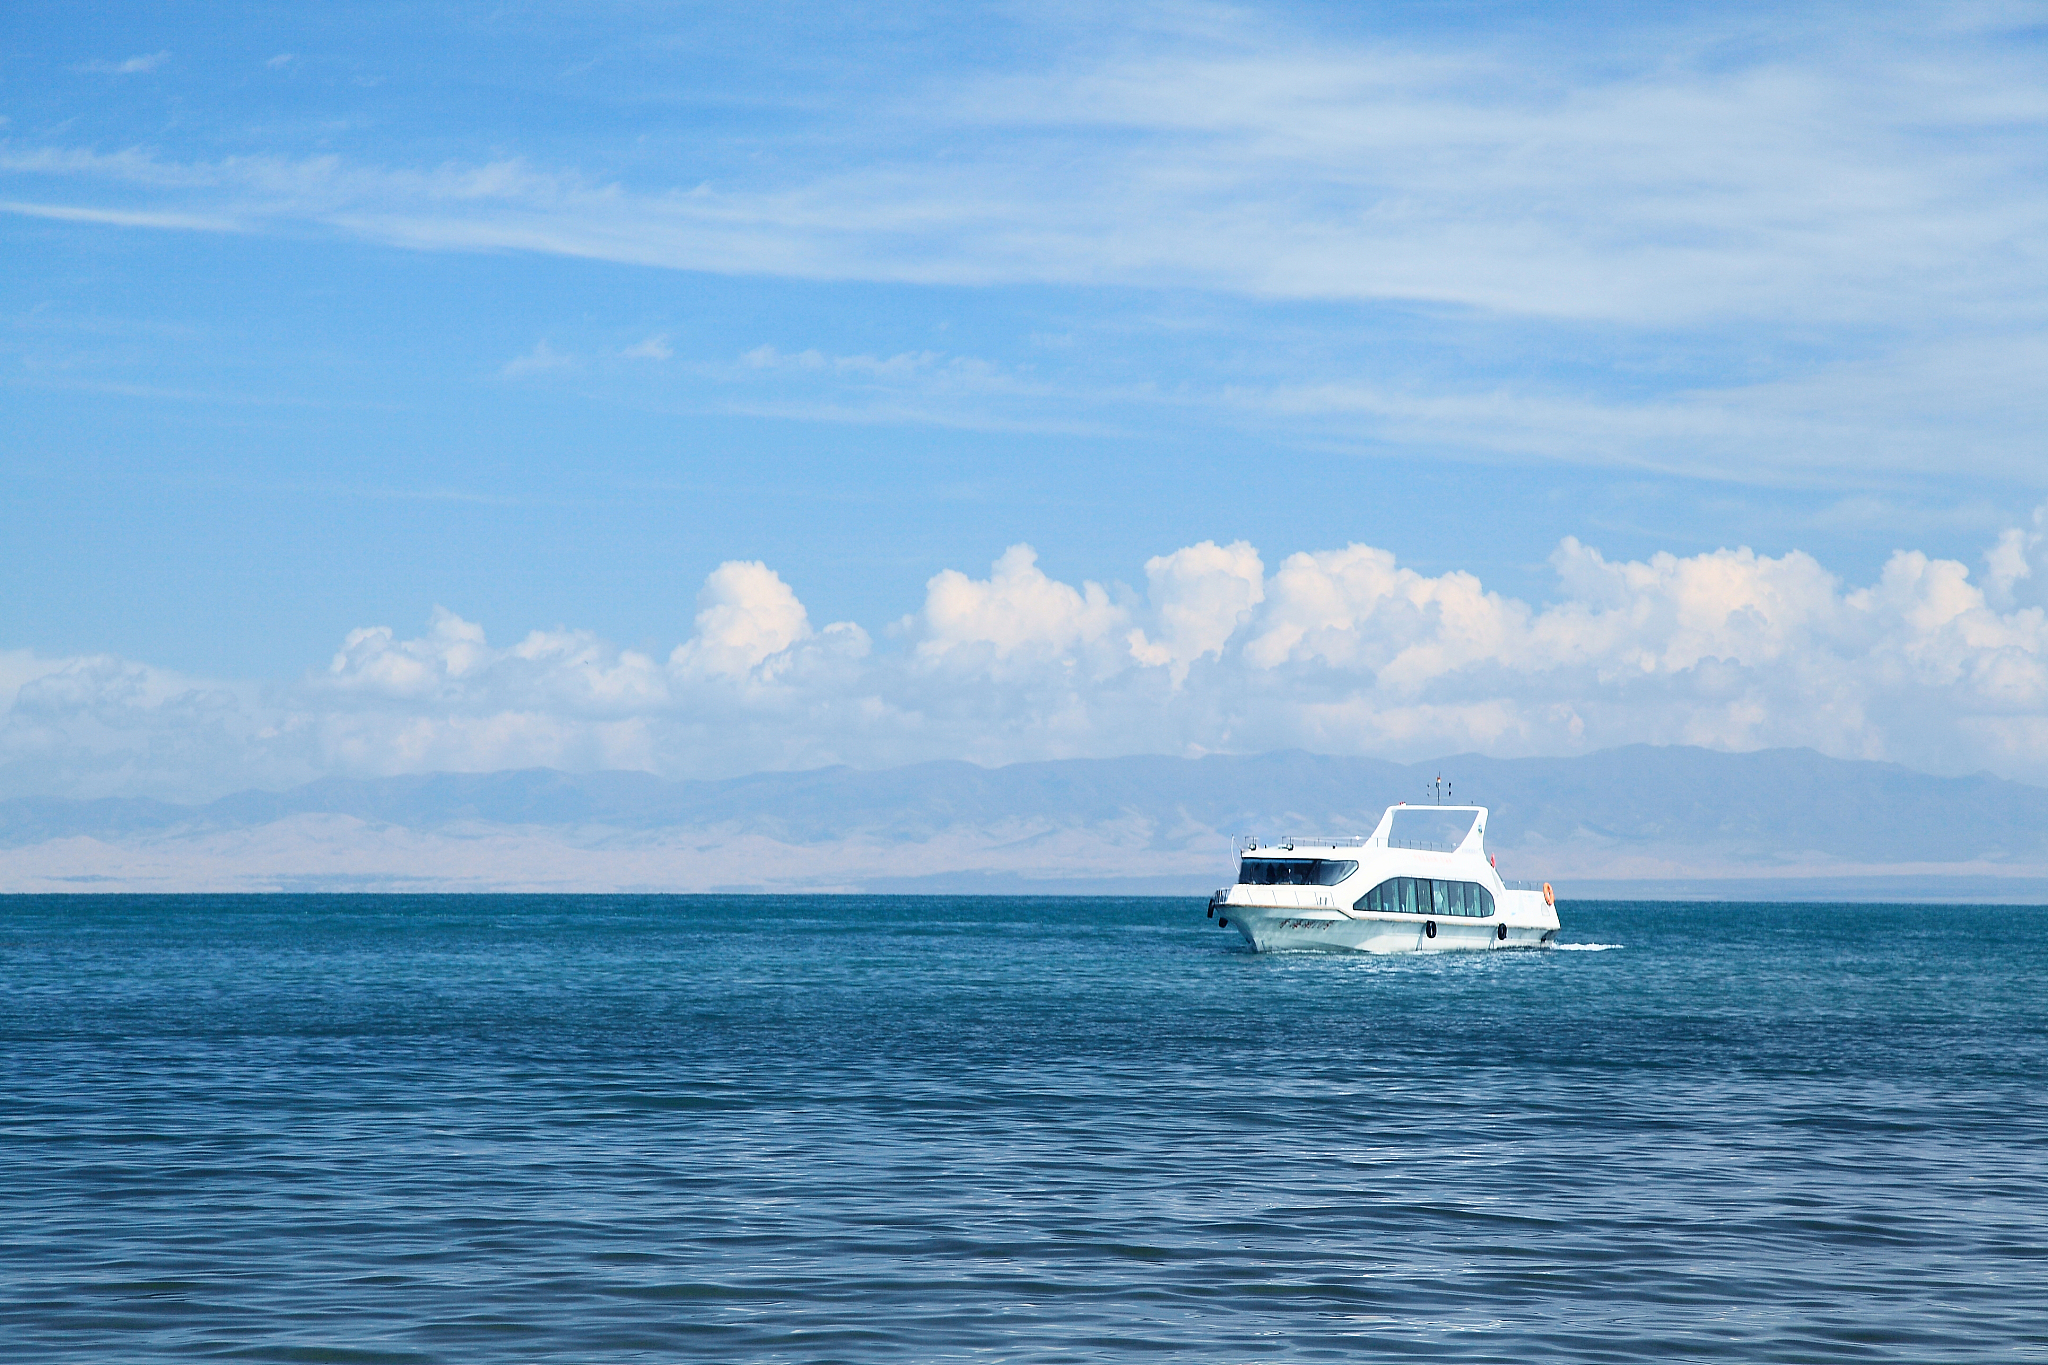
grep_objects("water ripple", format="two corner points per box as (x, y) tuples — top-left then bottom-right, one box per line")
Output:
(1, 895), (2044, 1362)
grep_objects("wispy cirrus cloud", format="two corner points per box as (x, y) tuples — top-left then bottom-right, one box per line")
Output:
(75, 51), (170, 75)
(8, 9), (2044, 327)
(0, 199), (242, 233)
(498, 340), (575, 378)
(698, 342), (1119, 435)
(7, 6), (2042, 487)
(620, 333), (671, 360)
(1221, 331), (2048, 486)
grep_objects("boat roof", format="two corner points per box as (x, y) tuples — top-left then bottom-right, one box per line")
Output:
(1242, 804), (1490, 857)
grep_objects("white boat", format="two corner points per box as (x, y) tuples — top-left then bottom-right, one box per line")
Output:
(1207, 804), (1559, 952)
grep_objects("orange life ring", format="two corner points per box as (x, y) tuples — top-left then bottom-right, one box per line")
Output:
(1542, 883), (1555, 907)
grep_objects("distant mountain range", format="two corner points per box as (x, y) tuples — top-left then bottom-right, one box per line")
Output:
(5, 746), (2048, 899)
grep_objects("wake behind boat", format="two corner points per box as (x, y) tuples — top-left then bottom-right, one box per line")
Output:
(1208, 803), (1559, 952)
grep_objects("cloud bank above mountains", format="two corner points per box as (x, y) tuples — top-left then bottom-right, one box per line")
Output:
(5, 509), (2047, 801)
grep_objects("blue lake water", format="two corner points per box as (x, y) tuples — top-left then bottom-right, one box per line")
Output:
(1, 895), (2044, 1363)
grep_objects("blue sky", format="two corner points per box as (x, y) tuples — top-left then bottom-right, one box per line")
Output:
(5, 2), (2048, 798)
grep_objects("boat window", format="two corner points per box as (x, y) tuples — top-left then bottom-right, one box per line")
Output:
(1237, 858), (1359, 886)
(1359, 877), (1497, 917)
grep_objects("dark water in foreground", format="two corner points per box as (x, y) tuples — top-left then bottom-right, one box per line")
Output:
(1, 896), (2044, 1363)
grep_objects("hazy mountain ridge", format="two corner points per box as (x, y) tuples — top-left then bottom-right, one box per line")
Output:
(5, 746), (2046, 896)
(6, 746), (2045, 855)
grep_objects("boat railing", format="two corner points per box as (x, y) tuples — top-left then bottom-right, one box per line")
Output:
(1501, 879), (1548, 891)
(1263, 835), (1466, 852)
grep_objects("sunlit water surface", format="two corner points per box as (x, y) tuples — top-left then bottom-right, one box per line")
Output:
(2, 895), (2043, 1362)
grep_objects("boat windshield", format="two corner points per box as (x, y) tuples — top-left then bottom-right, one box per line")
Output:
(1386, 808), (1477, 850)
(1237, 858), (1359, 887)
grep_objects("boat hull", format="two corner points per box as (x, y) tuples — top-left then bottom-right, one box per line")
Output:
(1218, 905), (1557, 953)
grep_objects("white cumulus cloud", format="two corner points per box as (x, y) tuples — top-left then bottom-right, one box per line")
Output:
(6, 513), (2048, 800)
(1128, 540), (1264, 684)
(915, 545), (1127, 672)
(671, 561), (818, 679)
